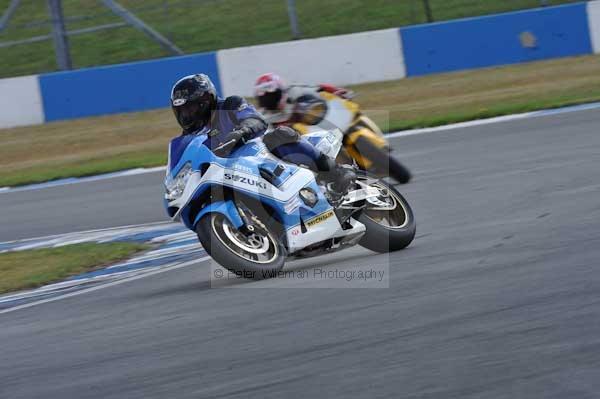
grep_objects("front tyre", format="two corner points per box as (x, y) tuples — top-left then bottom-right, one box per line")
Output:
(196, 213), (286, 280)
(356, 174), (416, 253)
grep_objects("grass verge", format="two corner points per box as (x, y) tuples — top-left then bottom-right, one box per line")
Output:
(387, 94), (600, 132)
(1, 53), (599, 187)
(0, 242), (150, 295)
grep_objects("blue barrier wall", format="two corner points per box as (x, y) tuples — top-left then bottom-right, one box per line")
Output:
(401, 3), (592, 77)
(39, 52), (220, 122)
(1, 1), (593, 128)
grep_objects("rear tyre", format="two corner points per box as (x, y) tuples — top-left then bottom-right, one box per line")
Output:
(196, 213), (286, 280)
(385, 153), (412, 185)
(356, 174), (416, 253)
(353, 136), (411, 184)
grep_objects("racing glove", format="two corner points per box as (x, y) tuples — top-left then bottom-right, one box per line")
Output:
(213, 128), (249, 157)
(318, 83), (354, 100)
(214, 117), (267, 157)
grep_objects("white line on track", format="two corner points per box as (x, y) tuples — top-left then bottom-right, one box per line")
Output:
(2, 101), (600, 195)
(0, 220), (174, 247)
(0, 257), (210, 315)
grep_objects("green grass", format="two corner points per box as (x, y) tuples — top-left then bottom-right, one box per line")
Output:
(0, 151), (167, 188)
(387, 94), (600, 132)
(0, 0), (581, 78)
(0, 242), (150, 294)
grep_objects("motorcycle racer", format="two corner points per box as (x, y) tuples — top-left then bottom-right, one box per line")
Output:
(254, 72), (352, 126)
(253, 73), (411, 184)
(169, 74), (355, 196)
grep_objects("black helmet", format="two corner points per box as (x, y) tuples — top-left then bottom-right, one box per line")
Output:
(171, 74), (217, 133)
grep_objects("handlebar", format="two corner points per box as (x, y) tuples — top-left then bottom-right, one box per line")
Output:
(213, 138), (238, 157)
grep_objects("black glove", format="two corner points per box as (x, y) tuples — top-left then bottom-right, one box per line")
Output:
(213, 127), (251, 157)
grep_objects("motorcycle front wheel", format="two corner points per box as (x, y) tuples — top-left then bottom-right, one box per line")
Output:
(196, 213), (286, 280)
(355, 173), (416, 253)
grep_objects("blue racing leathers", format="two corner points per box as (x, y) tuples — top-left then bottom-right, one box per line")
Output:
(168, 96), (325, 170)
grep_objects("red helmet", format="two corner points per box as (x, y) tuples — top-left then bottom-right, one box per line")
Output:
(254, 73), (287, 111)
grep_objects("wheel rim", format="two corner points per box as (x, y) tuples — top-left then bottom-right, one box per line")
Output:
(211, 214), (279, 264)
(359, 177), (409, 229)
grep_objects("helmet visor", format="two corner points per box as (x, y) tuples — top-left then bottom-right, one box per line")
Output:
(257, 90), (283, 111)
(173, 92), (212, 132)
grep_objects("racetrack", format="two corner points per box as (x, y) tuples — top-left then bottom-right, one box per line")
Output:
(0, 171), (168, 242)
(1, 108), (600, 398)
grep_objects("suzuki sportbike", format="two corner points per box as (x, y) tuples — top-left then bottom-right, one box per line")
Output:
(164, 127), (416, 279)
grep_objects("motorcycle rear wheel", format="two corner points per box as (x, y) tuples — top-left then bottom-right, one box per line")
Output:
(355, 173), (416, 253)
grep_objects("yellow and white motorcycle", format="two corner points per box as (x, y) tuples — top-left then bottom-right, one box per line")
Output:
(284, 89), (412, 185)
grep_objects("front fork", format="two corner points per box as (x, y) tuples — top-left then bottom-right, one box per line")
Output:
(236, 201), (269, 236)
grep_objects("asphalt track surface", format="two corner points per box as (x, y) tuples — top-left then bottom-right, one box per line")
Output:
(0, 170), (168, 242)
(2, 109), (600, 398)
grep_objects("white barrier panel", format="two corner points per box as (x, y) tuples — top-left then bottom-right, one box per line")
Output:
(217, 28), (406, 97)
(588, 0), (600, 53)
(0, 75), (44, 129)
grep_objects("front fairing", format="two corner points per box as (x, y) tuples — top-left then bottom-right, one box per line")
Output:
(163, 133), (340, 251)
(166, 130), (212, 179)
(166, 132), (296, 187)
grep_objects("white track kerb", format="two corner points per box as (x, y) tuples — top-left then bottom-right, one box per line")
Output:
(0, 258), (210, 315)
(0, 221), (209, 314)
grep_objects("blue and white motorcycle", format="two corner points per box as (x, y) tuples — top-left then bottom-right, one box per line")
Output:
(164, 127), (415, 279)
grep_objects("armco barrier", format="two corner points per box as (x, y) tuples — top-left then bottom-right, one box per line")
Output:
(401, 3), (592, 77)
(0, 1), (599, 129)
(39, 52), (220, 122)
(217, 28), (406, 97)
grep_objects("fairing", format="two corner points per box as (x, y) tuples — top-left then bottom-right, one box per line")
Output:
(164, 129), (364, 253)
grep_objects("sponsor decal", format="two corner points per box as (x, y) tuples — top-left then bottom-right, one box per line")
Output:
(172, 98), (186, 106)
(291, 227), (301, 236)
(519, 31), (537, 49)
(230, 164), (253, 174)
(238, 102), (249, 111)
(284, 196), (301, 214)
(224, 173), (267, 190)
(306, 210), (334, 227)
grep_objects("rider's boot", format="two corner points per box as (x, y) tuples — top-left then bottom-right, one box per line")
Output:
(314, 153), (356, 197)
